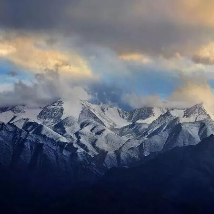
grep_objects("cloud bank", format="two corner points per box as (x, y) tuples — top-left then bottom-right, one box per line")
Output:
(168, 78), (214, 115)
(0, 34), (92, 77)
(0, 0), (214, 111)
(122, 76), (214, 115)
(1, 0), (214, 57)
(1, 69), (214, 118)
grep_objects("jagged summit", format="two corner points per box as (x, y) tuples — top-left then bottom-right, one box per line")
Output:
(183, 103), (210, 121)
(0, 104), (26, 114)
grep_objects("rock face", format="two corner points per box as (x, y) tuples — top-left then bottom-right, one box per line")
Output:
(0, 99), (214, 182)
(1, 100), (214, 213)
(0, 122), (100, 193)
(57, 135), (214, 214)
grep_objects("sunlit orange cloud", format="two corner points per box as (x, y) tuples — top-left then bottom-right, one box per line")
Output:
(168, 77), (214, 117)
(0, 35), (92, 77)
(193, 42), (214, 65)
(133, 0), (214, 27)
(180, 0), (214, 26)
(119, 53), (151, 64)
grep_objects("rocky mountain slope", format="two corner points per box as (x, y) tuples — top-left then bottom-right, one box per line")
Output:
(3, 134), (214, 214)
(56, 135), (214, 214)
(0, 99), (214, 213)
(0, 99), (213, 181)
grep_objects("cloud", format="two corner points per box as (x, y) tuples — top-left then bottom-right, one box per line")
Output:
(178, 0), (214, 27)
(121, 76), (214, 116)
(0, 70), (91, 108)
(0, 84), (13, 92)
(1, 66), (214, 119)
(88, 82), (132, 110)
(121, 93), (164, 109)
(192, 42), (214, 65)
(0, 0), (214, 57)
(0, 34), (92, 77)
(119, 53), (151, 64)
(167, 77), (214, 114)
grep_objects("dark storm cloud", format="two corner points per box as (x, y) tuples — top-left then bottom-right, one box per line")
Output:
(0, 0), (73, 30)
(1, 0), (214, 57)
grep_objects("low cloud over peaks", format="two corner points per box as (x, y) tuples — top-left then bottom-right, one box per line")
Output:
(168, 77), (214, 114)
(121, 76), (214, 115)
(0, 71), (91, 108)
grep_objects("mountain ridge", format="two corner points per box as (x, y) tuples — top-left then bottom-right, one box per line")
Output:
(0, 99), (214, 213)
(0, 99), (213, 171)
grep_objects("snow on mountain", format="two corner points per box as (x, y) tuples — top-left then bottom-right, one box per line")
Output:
(99, 104), (131, 128)
(88, 135), (214, 214)
(0, 110), (15, 123)
(182, 103), (211, 122)
(80, 101), (130, 128)
(0, 99), (214, 171)
(36, 99), (130, 129)
(53, 116), (79, 137)
(0, 122), (101, 192)
(0, 105), (41, 124)
(130, 107), (167, 124)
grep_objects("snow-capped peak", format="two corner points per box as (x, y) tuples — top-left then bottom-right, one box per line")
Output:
(182, 103), (211, 122)
(1, 99), (212, 130)
(1, 99), (214, 170)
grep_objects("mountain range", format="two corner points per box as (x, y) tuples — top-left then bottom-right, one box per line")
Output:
(0, 99), (213, 171)
(0, 99), (214, 213)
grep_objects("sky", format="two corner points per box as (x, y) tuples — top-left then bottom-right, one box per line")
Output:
(1, 0), (214, 110)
